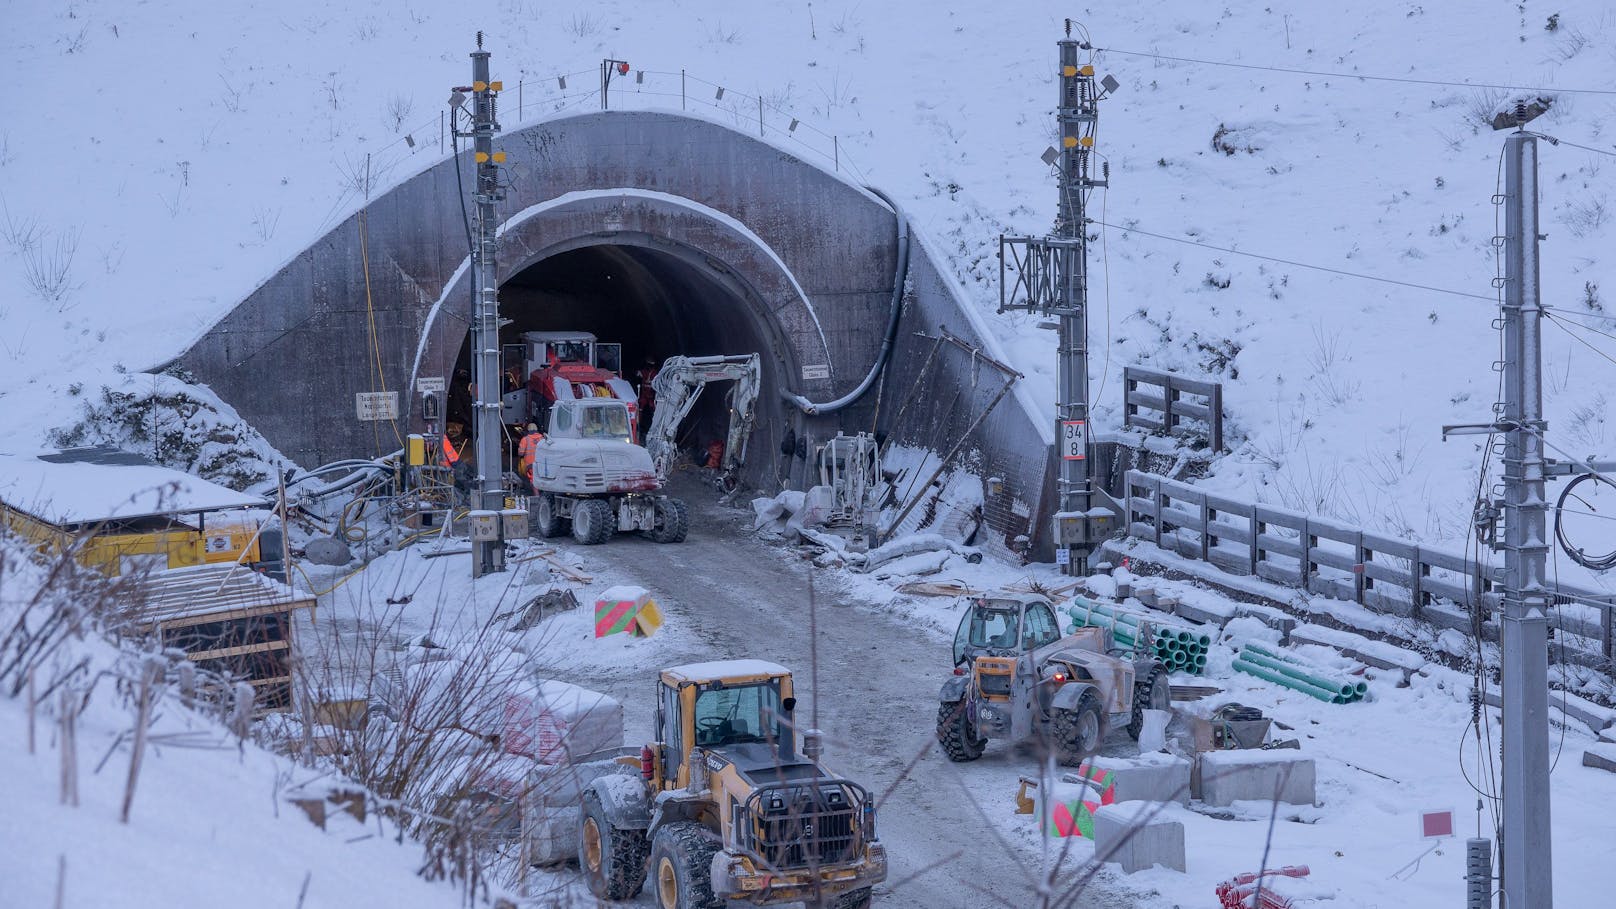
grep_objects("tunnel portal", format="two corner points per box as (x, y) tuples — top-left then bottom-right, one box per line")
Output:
(448, 241), (775, 472)
(177, 109), (1056, 556)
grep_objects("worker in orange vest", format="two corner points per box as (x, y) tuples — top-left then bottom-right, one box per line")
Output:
(517, 422), (544, 493)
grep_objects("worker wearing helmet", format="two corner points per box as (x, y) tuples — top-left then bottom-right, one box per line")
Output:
(517, 422), (544, 493)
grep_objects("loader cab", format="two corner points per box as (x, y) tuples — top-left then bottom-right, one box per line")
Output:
(509, 330), (612, 374)
(656, 661), (797, 790)
(952, 595), (1062, 666)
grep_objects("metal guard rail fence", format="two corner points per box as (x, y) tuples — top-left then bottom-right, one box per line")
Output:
(1122, 367), (1224, 452)
(1121, 470), (1616, 665)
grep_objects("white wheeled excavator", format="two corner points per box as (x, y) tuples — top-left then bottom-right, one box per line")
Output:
(643, 354), (761, 489)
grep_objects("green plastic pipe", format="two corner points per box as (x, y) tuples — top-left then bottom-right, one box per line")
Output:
(1240, 644), (1361, 694)
(1238, 649), (1357, 698)
(1232, 658), (1345, 703)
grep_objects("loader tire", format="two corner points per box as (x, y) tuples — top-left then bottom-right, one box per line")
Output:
(936, 701), (985, 762)
(533, 494), (564, 539)
(813, 887), (874, 909)
(571, 499), (614, 545)
(1053, 691), (1103, 766)
(580, 789), (648, 900)
(648, 821), (722, 909)
(647, 496), (689, 544)
(1127, 664), (1171, 740)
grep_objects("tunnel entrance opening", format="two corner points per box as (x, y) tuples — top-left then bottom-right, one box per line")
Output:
(447, 241), (781, 481)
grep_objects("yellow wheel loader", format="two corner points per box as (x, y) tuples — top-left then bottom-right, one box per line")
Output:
(579, 660), (886, 909)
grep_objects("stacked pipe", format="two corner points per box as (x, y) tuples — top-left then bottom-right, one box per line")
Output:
(1065, 598), (1211, 675)
(1216, 866), (1312, 909)
(1232, 644), (1368, 704)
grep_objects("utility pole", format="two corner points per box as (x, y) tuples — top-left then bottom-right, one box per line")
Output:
(458, 34), (509, 575)
(999, 22), (1118, 575)
(1443, 115), (1554, 909)
(1496, 126), (1552, 909)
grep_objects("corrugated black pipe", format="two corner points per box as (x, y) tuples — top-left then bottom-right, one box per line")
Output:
(782, 186), (910, 415)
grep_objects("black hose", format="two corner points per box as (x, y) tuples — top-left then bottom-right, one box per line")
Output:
(1554, 472), (1616, 570)
(782, 186), (910, 415)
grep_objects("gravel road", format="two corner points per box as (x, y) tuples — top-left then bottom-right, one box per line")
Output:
(531, 483), (1139, 909)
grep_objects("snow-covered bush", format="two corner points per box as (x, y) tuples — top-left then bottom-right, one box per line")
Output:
(48, 369), (285, 492)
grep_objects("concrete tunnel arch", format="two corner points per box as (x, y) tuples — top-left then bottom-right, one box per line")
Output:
(177, 108), (1058, 556)
(413, 189), (835, 477)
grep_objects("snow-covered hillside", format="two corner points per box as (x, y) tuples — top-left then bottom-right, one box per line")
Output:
(3, 1), (1615, 555)
(0, 533), (467, 908)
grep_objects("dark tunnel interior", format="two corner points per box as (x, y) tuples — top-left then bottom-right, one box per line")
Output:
(449, 243), (778, 473)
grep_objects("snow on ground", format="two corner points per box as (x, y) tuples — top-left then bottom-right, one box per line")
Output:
(6, 1), (1616, 904)
(0, 534), (466, 909)
(5, 2), (1616, 559)
(809, 531), (1616, 907)
(304, 495), (1616, 907)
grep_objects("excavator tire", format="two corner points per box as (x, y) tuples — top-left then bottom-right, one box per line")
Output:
(533, 494), (564, 538)
(647, 497), (689, 544)
(571, 499), (615, 545)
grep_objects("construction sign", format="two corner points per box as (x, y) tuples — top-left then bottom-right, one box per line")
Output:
(1043, 772), (1113, 838)
(594, 585), (664, 638)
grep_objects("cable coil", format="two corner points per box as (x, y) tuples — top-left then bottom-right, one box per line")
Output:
(1554, 473), (1616, 570)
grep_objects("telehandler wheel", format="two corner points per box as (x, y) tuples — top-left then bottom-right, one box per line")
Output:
(579, 789), (649, 900)
(533, 494), (564, 538)
(1127, 664), (1171, 740)
(647, 496), (689, 544)
(648, 821), (723, 909)
(812, 887), (874, 909)
(1053, 691), (1104, 766)
(936, 701), (986, 762)
(571, 499), (615, 545)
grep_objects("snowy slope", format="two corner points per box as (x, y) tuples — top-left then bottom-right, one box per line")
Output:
(0, 534), (466, 908)
(3, 1), (1615, 560)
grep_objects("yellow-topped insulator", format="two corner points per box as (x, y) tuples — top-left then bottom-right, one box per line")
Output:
(492, 151), (507, 163)
(1062, 65), (1078, 77)
(1079, 136), (1095, 148)
(474, 151), (489, 163)
(1062, 136), (1079, 148)
(472, 80), (488, 92)
(490, 80), (503, 91)
(1079, 64), (1095, 76)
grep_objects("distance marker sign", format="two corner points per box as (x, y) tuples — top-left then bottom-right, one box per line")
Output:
(1061, 420), (1087, 460)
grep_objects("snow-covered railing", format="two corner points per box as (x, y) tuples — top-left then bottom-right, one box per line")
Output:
(1121, 470), (1616, 667)
(1122, 367), (1224, 452)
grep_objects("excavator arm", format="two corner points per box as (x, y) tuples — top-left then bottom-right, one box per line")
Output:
(645, 354), (762, 486)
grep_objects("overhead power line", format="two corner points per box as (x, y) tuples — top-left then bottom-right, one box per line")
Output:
(1094, 47), (1616, 96)
(1091, 219), (1497, 301)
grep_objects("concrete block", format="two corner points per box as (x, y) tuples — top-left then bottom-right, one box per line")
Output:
(1091, 802), (1186, 874)
(1171, 598), (1230, 626)
(1584, 743), (1616, 775)
(1231, 604), (1297, 636)
(1071, 753), (1192, 806)
(1197, 750), (1316, 807)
